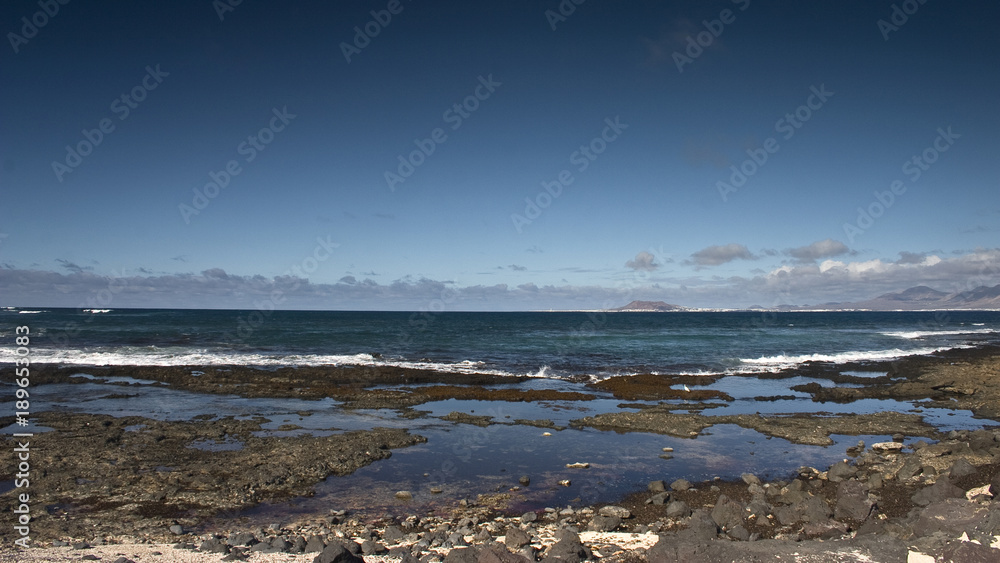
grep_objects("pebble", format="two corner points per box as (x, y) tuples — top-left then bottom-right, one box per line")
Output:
(565, 462), (590, 468)
(558, 480), (571, 487)
(871, 442), (905, 452)
(395, 491), (413, 500)
(670, 478), (692, 492)
(598, 505), (631, 519)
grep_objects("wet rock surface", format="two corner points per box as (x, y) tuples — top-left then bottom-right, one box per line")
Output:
(0, 411), (425, 541)
(570, 408), (939, 445)
(8, 434), (1000, 561)
(8, 347), (1000, 560)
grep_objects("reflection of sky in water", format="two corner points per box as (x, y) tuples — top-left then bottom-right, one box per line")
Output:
(3, 374), (991, 527)
(70, 372), (167, 385)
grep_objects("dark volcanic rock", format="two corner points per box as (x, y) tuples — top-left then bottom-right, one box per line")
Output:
(710, 494), (746, 531)
(598, 505), (630, 518)
(313, 542), (364, 563)
(228, 532), (258, 547)
(991, 471), (1000, 496)
(361, 540), (387, 555)
(912, 477), (965, 506)
(676, 509), (719, 543)
(505, 527), (531, 550)
(670, 479), (692, 492)
(727, 524), (750, 541)
(665, 500), (691, 519)
(479, 543), (533, 563)
(948, 458), (978, 479)
(647, 492), (670, 505)
(940, 539), (1000, 562)
(553, 529), (580, 543)
(802, 519), (849, 539)
(384, 525), (406, 543)
(834, 479), (874, 522)
(914, 499), (990, 537)
(776, 495), (833, 526)
(442, 546), (480, 563)
(251, 541), (282, 554)
(897, 457), (924, 480)
(199, 537), (229, 553)
(544, 538), (590, 563)
(304, 535), (326, 552)
(586, 515), (621, 532)
(827, 460), (857, 482)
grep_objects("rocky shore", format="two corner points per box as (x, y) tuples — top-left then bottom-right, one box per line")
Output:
(8, 429), (1000, 562)
(6, 346), (1000, 560)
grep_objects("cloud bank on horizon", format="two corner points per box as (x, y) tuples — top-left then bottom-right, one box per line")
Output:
(3, 247), (998, 311)
(1, 1), (997, 310)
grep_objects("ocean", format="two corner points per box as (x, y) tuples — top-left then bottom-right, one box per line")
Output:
(3, 307), (999, 377)
(6, 307), (1000, 517)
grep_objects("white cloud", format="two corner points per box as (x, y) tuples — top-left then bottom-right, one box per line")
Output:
(759, 249), (1000, 303)
(625, 251), (659, 272)
(785, 239), (851, 262)
(2, 249), (998, 310)
(688, 243), (755, 267)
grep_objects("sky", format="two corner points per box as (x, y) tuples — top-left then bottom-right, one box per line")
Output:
(1, 0), (998, 310)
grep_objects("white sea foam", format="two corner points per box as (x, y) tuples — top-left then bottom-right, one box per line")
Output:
(0, 347), (524, 377)
(881, 328), (997, 339)
(532, 365), (551, 378)
(738, 345), (966, 372)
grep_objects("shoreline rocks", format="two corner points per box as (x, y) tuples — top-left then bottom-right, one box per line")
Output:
(10, 430), (1000, 561)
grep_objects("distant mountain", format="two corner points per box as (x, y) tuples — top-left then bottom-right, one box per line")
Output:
(878, 285), (950, 303)
(612, 300), (686, 312)
(945, 285), (1000, 308)
(610, 285), (1000, 312)
(794, 284), (1000, 311)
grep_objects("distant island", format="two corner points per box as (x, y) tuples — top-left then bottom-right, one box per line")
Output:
(609, 284), (1000, 312)
(611, 300), (686, 312)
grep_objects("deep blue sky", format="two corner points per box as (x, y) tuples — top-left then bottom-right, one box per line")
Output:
(1, 1), (998, 310)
